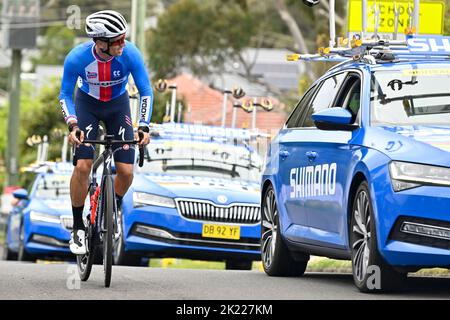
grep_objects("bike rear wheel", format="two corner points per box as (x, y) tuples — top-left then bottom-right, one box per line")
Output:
(102, 176), (115, 288)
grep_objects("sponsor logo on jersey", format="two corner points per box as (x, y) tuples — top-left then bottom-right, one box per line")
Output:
(85, 124), (93, 139)
(59, 100), (68, 118)
(87, 71), (98, 79)
(290, 163), (337, 199)
(125, 115), (133, 127)
(85, 77), (126, 87)
(118, 126), (126, 141)
(113, 70), (121, 77)
(140, 96), (151, 122)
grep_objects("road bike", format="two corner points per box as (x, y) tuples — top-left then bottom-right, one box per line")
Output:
(73, 130), (144, 287)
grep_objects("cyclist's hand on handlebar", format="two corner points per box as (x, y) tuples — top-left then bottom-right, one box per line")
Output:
(69, 128), (84, 147)
(135, 129), (150, 146)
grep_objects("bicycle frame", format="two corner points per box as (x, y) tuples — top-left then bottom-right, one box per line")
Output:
(89, 136), (115, 238)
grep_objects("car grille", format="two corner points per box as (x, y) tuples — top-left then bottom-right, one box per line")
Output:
(60, 215), (73, 231)
(175, 199), (260, 224)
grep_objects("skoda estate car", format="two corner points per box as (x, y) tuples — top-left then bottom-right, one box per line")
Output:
(261, 58), (450, 291)
(4, 163), (74, 261)
(113, 123), (263, 269)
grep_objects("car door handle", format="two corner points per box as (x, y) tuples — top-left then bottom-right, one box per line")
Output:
(306, 151), (318, 160)
(280, 150), (290, 159)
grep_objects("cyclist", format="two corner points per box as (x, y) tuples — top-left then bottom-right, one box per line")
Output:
(59, 10), (153, 255)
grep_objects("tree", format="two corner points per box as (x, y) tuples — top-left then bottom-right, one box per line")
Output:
(273, 0), (348, 82)
(147, 0), (263, 80)
(33, 26), (76, 66)
(274, 0), (315, 80)
(151, 90), (187, 123)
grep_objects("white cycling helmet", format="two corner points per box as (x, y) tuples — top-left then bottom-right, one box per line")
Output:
(85, 10), (128, 38)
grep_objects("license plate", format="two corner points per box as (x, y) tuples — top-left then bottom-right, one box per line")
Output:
(202, 224), (240, 240)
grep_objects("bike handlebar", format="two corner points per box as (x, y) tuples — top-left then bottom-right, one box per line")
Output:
(73, 130), (145, 168)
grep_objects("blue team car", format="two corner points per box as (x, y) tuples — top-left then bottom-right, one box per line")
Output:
(261, 36), (450, 292)
(113, 123), (263, 269)
(3, 162), (75, 261)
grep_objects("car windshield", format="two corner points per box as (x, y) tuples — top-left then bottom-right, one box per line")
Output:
(34, 174), (71, 199)
(137, 140), (262, 182)
(371, 65), (450, 126)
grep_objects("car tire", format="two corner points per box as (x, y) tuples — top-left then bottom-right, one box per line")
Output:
(113, 210), (142, 267)
(2, 244), (17, 261)
(18, 224), (34, 262)
(350, 181), (407, 293)
(261, 186), (309, 277)
(225, 260), (253, 270)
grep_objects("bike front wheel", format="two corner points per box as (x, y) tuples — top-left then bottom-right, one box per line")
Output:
(102, 176), (115, 288)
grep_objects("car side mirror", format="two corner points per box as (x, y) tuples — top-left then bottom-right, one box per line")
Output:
(312, 107), (359, 131)
(12, 188), (29, 200)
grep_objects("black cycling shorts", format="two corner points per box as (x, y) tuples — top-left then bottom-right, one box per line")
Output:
(74, 89), (135, 164)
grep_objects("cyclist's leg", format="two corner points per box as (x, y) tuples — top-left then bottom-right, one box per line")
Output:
(70, 90), (100, 254)
(103, 92), (135, 200)
(72, 90), (100, 212)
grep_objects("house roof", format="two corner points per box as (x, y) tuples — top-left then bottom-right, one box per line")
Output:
(167, 73), (287, 133)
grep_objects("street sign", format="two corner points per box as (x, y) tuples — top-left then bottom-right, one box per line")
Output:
(1, 0), (40, 49)
(348, 0), (445, 35)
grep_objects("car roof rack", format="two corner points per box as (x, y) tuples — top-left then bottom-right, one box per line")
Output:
(21, 161), (73, 174)
(287, 35), (450, 65)
(149, 123), (270, 145)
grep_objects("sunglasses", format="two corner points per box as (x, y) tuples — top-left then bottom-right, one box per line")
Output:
(107, 35), (126, 47)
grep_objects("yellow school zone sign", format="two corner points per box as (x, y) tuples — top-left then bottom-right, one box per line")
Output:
(348, 0), (445, 35)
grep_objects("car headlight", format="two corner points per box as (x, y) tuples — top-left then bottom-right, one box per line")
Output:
(389, 161), (450, 191)
(133, 192), (176, 208)
(30, 211), (61, 224)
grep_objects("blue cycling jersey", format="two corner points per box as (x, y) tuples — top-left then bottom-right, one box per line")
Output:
(59, 40), (153, 127)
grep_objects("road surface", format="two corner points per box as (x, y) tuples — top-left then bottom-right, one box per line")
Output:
(0, 261), (449, 300)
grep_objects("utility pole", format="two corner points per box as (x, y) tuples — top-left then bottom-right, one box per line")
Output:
(137, 0), (147, 53)
(413, 0), (420, 34)
(251, 98), (257, 130)
(221, 90), (231, 127)
(169, 84), (177, 122)
(6, 49), (22, 185)
(329, 0), (335, 48)
(3, 0), (39, 186)
(131, 0), (147, 51)
(130, 0), (147, 125)
(362, 0), (367, 39)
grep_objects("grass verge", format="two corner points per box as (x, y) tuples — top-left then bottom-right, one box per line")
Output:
(149, 258), (263, 271)
(148, 257), (450, 277)
(306, 257), (450, 277)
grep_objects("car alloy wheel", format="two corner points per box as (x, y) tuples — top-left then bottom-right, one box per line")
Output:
(261, 185), (308, 277)
(261, 188), (277, 269)
(18, 223), (33, 262)
(350, 181), (407, 292)
(352, 188), (371, 283)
